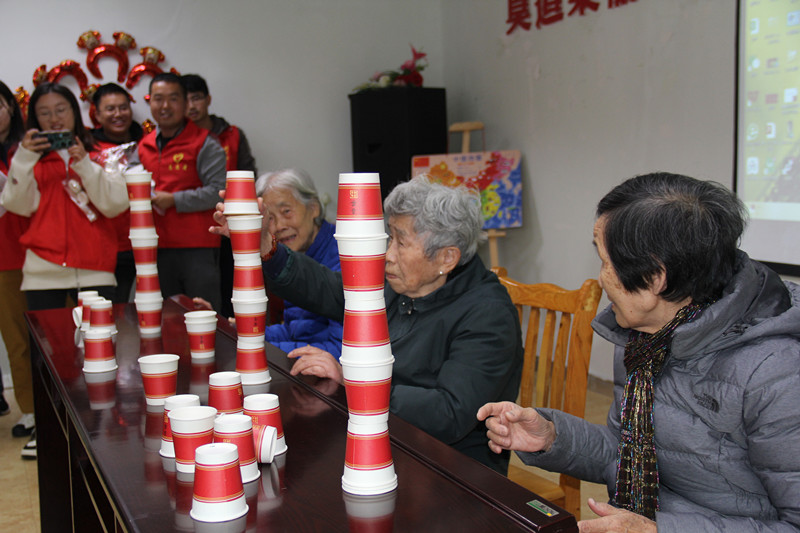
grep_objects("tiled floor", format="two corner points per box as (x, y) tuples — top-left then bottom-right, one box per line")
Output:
(0, 378), (614, 530)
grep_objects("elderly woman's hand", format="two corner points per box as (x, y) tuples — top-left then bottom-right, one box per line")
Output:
(477, 401), (556, 455)
(287, 345), (343, 384)
(578, 499), (657, 533)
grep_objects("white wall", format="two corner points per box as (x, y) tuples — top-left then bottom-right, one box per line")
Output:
(0, 0), (762, 384)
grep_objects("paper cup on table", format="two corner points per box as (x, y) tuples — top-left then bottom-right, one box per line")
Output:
(223, 170), (259, 216)
(89, 298), (117, 334)
(343, 490), (397, 533)
(208, 371), (244, 415)
(336, 173), (385, 236)
(342, 419), (397, 496)
(83, 327), (118, 373)
(243, 393), (286, 455)
(77, 290), (100, 307)
(340, 357), (394, 425)
(84, 368), (117, 410)
(135, 298), (163, 335)
(169, 405), (218, 474)
(190, 442), (249, 522)
(234, 337), (271, 385)
(227, 214), (263, 255)
(213, 414), (260, 483)
(161, 394), (201, 458)
(80, 295), (104, 331)
(230, 297), (267, 339)
(185, 310), (218, 360)
(138, 353), (180, 406)
(252, 424), (277, 464)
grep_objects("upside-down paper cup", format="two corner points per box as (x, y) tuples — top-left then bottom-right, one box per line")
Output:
(89, 298), (117, 334)
(169, 405), (218, 474)
(124, 170), (153, 201)
(83, 327), (117, 373)
(342, 299), (390, 352)
(208, 372), (244, 415)
(235, 338), (271, 385)
(342, 420), (397, 496)
(213, 414), (260, 483)
(231, 298), (267, 339)
(340, 357), (394, 425)
(252, 424), (277, 464)
(336, 173), (385, 236)
(190, 442), (249, 522)
(138, 353), (180, 406)
(77, 289), (100, 307)
(84, 368), (117, 410)
(161, 394), (201, 458)
(231, 264), (266, 300)
(224, 170), (259, 216)
(80, 295), (104, 331)
(130, 234), (159, 265)
(185, 310), (218, 360)
(135, 298), (163, 335)
(243, 393), (286, 455)
(336, 235), (387, 299)
(227, 214), (263, 255)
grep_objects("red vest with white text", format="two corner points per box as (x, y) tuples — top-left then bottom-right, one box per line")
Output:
(216, 125), (241, 171)
(138, 121), (220, 249)
(91, 140), (131, 252)
(18, 151), (117, 272)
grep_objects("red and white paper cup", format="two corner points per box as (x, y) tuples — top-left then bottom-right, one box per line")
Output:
(138, 353), (180, 406)
(235, 337), (271, 385)
(208, 371), (244, 415)
(231, 298), (267, 340)
(89, 298), (117, 334)
(340, 356), (394, 425)
(341, 419), (397, 496)
(231, 265), (267, 301)
(135, 297), (163, 335)
(336, 173), (386, 236)
(83, 327), (117, 373)
(79, 295), (104, 332)
(213, 414), (260, 483)
(227, 214), (263, 255)
(169, 405), (218, 474)
(243, 393), (286, 455)
(135, 264), (162, 298)
(160, 394), (201, 458)
(130, 234), (159, 266)
(252, 424), (277, 464)
(190, 442), (249, 522)
(336, 234), (387, 300)
(124, 170), (153, 201)
(184, 310), (218, 360)
(224, 170), (259, 215)
(342, 300), (390, 351)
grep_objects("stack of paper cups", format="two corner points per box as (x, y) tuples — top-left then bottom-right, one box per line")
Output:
(225, 170), (271, 386)
(335, 172), (397, 495)
(184, 310), (218, 360)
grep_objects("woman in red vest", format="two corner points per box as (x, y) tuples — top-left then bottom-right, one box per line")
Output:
(0, 83), (128, 312)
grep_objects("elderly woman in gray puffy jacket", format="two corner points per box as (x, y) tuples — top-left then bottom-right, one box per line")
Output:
(480, 172), (800, 532)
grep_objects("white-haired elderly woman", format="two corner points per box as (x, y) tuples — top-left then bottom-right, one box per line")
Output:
(252, 168), (343, 358)
(214, 175), (522, 474)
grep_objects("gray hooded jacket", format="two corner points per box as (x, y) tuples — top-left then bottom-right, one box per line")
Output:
(519, 252), (800, 532)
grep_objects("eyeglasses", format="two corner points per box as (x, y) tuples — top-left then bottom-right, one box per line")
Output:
(36, 105), (71, 121)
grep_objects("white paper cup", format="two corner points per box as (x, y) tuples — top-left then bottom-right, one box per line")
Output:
(227, 215), (264, 255)
(340, 357), (394, 424)
(135, 298), (164, 335)
(185, 311), (218, 360)
(190, 442), (249, 522)
(230, 297), (267, 339)
(138, 353), (180, 406)
(235, 337), (271, 385)
(243, 393), (286, 455)
(89, 298), (117, 334)
(72, 305), (83, 329)
(213, 414), (260, 483)
(80, 295), (105, 331)
(83, 327), (118, 373)
(169, 405), (218, 474)
(341, 419), (397, 496)
(124, 170), (152, 184)
(161, 394), (201, 458)
(336, 173), (385, 236)
(77, 290), (100, 306)
(253, 424), (277, 464)
(208, 371), (244, 415)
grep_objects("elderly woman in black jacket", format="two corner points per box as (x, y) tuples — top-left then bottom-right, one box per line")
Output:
(214, 175), (522, 474)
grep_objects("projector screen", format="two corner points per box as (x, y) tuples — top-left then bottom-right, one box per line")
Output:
(736, 0), (800, 275)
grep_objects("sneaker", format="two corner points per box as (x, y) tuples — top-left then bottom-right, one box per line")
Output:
(12, 413), (35, 437)
(0, 395), (9, 416)
(21, 430), (36, 460)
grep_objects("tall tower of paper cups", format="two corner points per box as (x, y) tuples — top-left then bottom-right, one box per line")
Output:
(336, 172), (397, 495)
(225, 170), (271, 385)
(125, 170), (163, 337)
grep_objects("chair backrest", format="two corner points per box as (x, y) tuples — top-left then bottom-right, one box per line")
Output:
(491, 268), (602, 417)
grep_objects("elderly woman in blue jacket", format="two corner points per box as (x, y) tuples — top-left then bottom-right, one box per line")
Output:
(479, 172), (800, 532)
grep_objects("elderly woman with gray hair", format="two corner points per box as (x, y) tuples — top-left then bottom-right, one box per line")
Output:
(214, 175), (522, 474)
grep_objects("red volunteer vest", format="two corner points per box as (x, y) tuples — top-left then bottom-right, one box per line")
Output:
(18, 151), (117, 273)
(216, 125), (241, 171)
(90, 140), (132, 252)
(0, 153), (31, 271)
(138, 121), (220, 249)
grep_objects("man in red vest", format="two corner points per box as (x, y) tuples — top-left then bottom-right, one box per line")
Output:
(137, 73), (226, 311)
(182, 73), (257, 317)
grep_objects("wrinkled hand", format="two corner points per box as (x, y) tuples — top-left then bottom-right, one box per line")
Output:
(476, 401), (556, 454)
(67, 137), (87, 162)
(578, 499), (657, 533)
(20, 129), (50, 153)
(152, 190), (175, 210)
(287, 345), (343, 384)
(210, 190), (274, 257)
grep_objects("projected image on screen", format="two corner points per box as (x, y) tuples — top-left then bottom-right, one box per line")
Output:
(737, 1), (800, 269)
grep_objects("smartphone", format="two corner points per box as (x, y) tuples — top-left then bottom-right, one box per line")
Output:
(37, 130), (75, 150)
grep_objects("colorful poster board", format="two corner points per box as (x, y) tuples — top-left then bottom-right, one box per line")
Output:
(411, 150), (523, 230)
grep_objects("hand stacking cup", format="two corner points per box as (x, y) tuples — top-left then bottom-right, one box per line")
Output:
(83, 327), (117, 373)
(138, 353), (180, 406)
(235, 337), (271, 385)
(227, 214), (263, 255)
(190, 442), (249, 522)
(185, 310), (218, 360)
(336, 234), (388, 300)
(243, 393), (286, 455)
(161, 394), (201, 458)
(208, 371), (244, 415)
(340, 357), (394, 425)
(336, 173), (386, 236)
(213, 414), (260, 483)
(224, 170), (259, 215)
(342, 419), (397, 496)
(135, 297), (163, 335)
(169, 405), (218, 474)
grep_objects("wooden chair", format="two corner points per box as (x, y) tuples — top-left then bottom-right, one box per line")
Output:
(491, 267), (602, 519)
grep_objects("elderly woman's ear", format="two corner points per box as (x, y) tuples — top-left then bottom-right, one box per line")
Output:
(438, 246), (461, 276)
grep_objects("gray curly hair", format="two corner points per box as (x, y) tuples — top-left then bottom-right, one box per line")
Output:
(384, 175), (485, 265)
(255, 168), (325, 225)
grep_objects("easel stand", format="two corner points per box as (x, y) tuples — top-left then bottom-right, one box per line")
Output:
(448, 121), (506, 269)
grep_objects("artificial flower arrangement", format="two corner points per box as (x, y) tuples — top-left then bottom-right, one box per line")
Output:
(352, 45), (428, 93)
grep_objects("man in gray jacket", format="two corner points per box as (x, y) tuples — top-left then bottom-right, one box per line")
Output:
(479, 172), (800, 531)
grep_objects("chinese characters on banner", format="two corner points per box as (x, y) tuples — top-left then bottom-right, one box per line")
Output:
(507, 0), (638, 35)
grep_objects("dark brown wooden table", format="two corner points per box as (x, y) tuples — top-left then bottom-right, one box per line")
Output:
(28, 295), (578, 532)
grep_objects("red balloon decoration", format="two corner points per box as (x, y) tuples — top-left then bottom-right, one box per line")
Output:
(126, 46), (165, 89)
(77, 30), (138, 83)
(46, 60), (90, 92)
